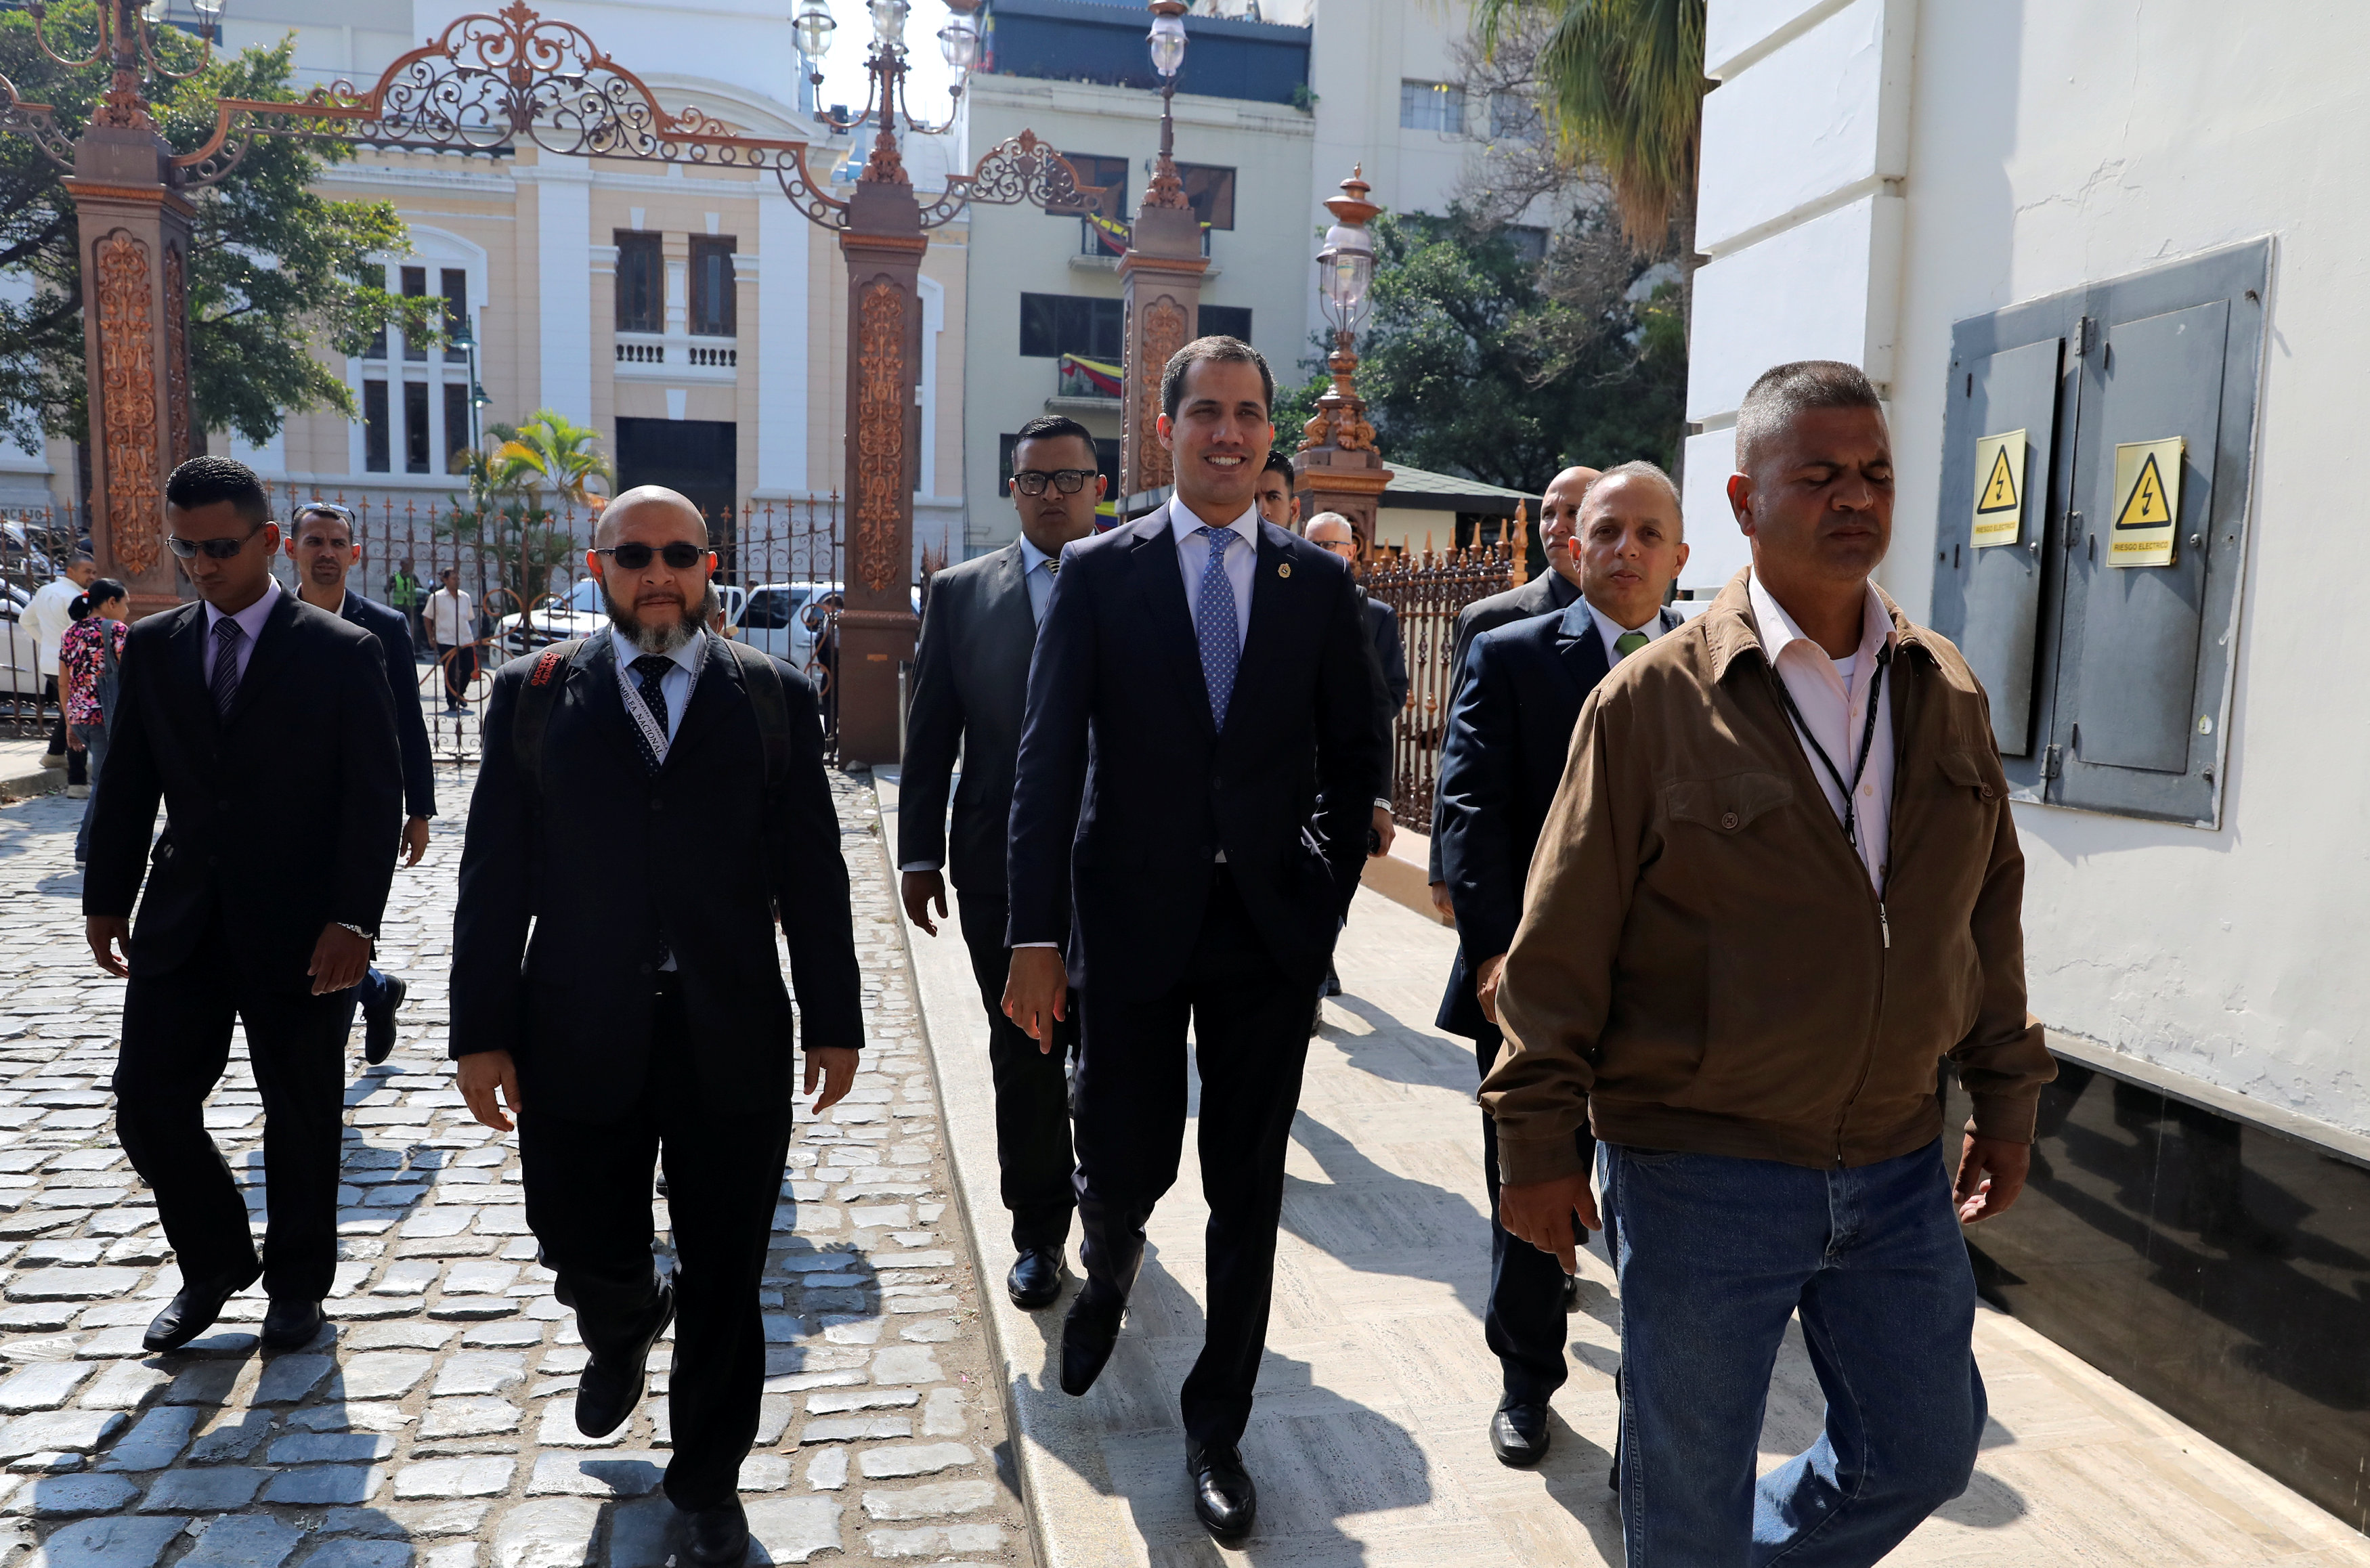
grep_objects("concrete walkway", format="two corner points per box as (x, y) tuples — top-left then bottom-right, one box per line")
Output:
(881, 779), (2370, 1566)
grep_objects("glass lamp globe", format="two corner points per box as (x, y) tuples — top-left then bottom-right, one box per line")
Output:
(869, 0), (910, 49)
(1317, 224), (1374, 324)
(792, 0), (838, 61)
(936, 14), (977, 71)
(1147, 14), (1186, 78)
(192, 0), (223, 19)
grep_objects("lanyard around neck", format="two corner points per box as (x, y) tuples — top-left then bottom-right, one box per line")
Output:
(1768, 651), (1887, 854)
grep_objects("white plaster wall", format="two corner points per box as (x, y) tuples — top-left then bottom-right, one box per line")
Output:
(1686, 194), (1904, 422)
(1872, 0), (2370, 1135)
(527, 159), (594, 427)
(755, 190), (811, 496)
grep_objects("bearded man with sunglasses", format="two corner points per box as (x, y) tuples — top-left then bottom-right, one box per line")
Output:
(452, 485), (863, 1568)
(85, 456), (403, 1356)
(899, 414), (1102, 1313)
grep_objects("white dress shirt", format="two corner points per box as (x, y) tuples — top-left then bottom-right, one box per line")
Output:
(201, 580), (282, 688)
(610, 624), (704, 748)
(424, 588), (474, 647)
(24, 578), (79, 677)
(1587, 599), (1668, 666)
(1170, 500), (1259, 648)
(1017, 534), (1058, 626)
(1748, 571), (1895, 892)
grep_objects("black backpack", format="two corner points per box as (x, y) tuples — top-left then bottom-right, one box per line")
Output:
(511, 635), (796, 798)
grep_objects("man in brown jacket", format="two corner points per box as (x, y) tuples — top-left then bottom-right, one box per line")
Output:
(1488, 360), (2055, 1565)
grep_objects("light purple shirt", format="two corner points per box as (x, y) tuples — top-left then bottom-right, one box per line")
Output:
(201, 580), (281, 688)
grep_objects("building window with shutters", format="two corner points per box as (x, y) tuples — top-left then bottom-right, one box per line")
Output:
(616, 232), (664, 334)
(443, 382), (470, 470)
(440, 269), (469, 362)
(404, 382), (431, 473)
(401, 266), (428, 361)
(364, 381), (390, 473)
(1020, 294), (1124, 360)
(689, 236), (737, 336)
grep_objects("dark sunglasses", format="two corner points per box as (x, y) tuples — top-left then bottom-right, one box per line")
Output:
(1012, 469), (1095, 497)
(166, 524), (264, 561)
(594, 542), (706, 570)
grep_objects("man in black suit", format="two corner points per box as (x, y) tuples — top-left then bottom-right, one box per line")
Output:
(84, 456), (402, 1356)
(1304, 510), (1408, 1003)
(451, 486), (863, 1568)
(287, 501), (436, 1064)
(1004, 336), (1385, 1540)
(1251, 449), (1299, 532)
(1434, 460), (1689, 1466)
(899, 413), (1100, 1311)
(1425, 464), (1597, 918)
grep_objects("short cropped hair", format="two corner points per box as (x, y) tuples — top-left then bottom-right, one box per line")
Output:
(1014, 414), (1094, 450)
(1261, 450), (1295, 481)
(1584, 459), (1685, 535)
(1733, 360), (1886, 474)
(165, 456), (270, 527)
(1161, 336), (1273, 420)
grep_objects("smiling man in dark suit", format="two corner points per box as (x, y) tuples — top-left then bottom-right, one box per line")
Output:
(1002, 336), (1385, 1540)
(451, 485), (862, 1568)
(286, 500), (437, 1064)
(85, 456), (403, 1357)
(1434, 460), (1689, 1467)
(899, 413), (1102, 1311)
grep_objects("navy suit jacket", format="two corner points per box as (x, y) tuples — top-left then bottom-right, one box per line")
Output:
(1006, 502), (1385, 997)
(339, 590), (437, 819)
(1433, 598), (1683, 1040)
(897, 540), (1035, 903)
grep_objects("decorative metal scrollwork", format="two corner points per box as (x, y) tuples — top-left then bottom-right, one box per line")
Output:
(0, 74), (72, 172)
(915, 131), (1105, 230)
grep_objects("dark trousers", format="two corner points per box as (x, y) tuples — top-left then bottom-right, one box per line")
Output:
(1073, 867), (1316, 1450)
(519, 988), (794, 1512)
(113, 934), (350, 1301)
(42, 676), (85, 785)
(1475, 1022), (1592, 1403)
(958, 898), (1075, 1253)
(437, 643), (476, 707)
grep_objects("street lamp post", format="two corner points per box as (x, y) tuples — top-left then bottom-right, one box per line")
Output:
(1117, 0), (1207, 513)
(447, 318), (484, 456)
(1293, 165), (1389, 550)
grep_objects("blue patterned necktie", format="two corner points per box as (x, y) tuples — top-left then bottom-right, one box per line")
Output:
(209, 617), (244, 718)
(1194, 525), (1241, 727)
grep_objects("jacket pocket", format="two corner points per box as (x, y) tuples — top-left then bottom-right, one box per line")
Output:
(1937, 748), (2006, 801)
(1662, 770), (1795, 835)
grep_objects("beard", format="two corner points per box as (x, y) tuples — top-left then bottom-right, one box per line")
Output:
(604, 579), (720, 655)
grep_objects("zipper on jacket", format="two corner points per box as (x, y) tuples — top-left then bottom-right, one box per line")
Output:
(1878, 901), (1890, 949)
(1832, 654), (1917, 1163)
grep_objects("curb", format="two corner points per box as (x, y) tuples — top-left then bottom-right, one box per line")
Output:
(0, 766), (64, 800)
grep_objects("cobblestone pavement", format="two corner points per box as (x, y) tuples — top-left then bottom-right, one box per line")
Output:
(0, 765), (1035, 1567)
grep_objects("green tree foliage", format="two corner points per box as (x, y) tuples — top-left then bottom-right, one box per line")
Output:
(1279, 208), (1685, 495)
(0, 6), (435, 450)
(441, 412), (616, 615)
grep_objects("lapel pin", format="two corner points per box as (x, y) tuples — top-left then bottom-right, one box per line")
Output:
(1278, 562), (1292, 578)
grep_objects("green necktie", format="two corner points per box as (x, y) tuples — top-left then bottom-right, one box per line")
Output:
(1614, 630), (1650, 658)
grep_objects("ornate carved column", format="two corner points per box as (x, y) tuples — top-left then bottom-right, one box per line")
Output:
(835, 172), (926, 766)
(66, 122), (196, 620)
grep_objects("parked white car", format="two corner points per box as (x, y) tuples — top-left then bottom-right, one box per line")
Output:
(735, 581), (841, 674)
(0, 584), (43, 698)
(499, 577), (748, 657)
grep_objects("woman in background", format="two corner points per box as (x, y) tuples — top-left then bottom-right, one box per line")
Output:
(58, 576), (128, 865)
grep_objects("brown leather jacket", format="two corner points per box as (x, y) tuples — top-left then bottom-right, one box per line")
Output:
(1486, 569), (2055, 1183)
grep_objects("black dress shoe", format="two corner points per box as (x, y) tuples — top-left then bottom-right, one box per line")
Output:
(142, 1264), (262, 1353)
(1564, 1272), (1582, 1313)
(260, 1297), (326, 1352)
(1186, 1441), (1257, 1538)
(362, 975), (408, 1065)
(1007, 1248), (1063, 1311)
(576, 1283), (676, 1437)
(1058, 1285), (1124, 1397)
(682, 1496), (749, 1567)
(1490, 1398), (1551, 1467)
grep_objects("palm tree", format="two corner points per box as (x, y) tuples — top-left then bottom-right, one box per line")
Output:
(443, 410), (615, 619)
(1472, 0), (1706, 254)
(493, 409), (614, 509)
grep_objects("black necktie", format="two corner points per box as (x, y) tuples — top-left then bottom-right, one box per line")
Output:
(631, 655), (673, 739)
(210, 618), (244, 717)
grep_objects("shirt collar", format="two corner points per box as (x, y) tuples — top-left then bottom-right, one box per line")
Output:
(1748, 571), (1894, 676)
(1016, 534), (1052, 574)
(609, 624), (706, 674)
(1171, 498), (1261, 549)
(204, 580), (280, 645)
(1585, 596), (1664, 660)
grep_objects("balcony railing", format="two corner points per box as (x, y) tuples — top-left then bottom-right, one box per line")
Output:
(1077, 214), (1211, 259)
(613, 332), (736, 380)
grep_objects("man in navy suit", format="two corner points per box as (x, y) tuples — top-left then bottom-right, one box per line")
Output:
(1003, 336), (1385, 1540)
(1434, 460), (1689, 1466)
(287, 502), (437, 1064)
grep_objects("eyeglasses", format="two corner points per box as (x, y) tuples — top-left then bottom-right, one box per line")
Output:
(166, 525), (263, 561)
(1012, 469), (1096, 497)
(594, 542), (707, 570)
(1314, 538), (1358, 557)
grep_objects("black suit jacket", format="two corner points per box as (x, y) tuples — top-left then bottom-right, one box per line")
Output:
(450, 634), (863, 1123)
(1433, 599), (1683, 1039)
(1006, 504), (1385, 997)
(1427, 569), (1582, 882)
(339, 590), (437, 819)
(897, 540), (1035, 905)
(84, 590), (402, 992)
(1362, 592), (1410, 801)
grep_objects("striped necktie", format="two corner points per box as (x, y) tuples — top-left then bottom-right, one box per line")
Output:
(210, 618), (244, 717)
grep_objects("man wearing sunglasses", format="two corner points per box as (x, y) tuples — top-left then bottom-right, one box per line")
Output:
(287, 501), (438, 1064)
(900, 414), (1102, 1314)
(84, 456), (403, 1357)
(452, 485), (863, 1568)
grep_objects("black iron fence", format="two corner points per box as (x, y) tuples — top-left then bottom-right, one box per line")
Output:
(1361, 539), (1523, 833)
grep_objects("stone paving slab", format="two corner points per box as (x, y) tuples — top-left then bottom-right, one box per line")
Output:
(877, 772), (2370, 1566)
(0, 763), (1035, 1566)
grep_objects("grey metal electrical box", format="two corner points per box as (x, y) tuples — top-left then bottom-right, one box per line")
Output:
(1929, 241), (2268, 829)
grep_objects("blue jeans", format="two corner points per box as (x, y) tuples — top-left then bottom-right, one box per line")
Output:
(1605, 1137), (1983, 1567)
(71, 723), (109, 862)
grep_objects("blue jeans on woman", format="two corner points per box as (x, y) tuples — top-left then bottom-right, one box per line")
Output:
(1603, 1137), (1984, 1567)
(70, 723), (109, 863)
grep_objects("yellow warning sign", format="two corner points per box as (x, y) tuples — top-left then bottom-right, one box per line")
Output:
(1970, 429), (2026, 548)
(2109, 437), (2184, 568)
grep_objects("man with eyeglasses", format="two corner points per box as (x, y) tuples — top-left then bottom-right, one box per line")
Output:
(900, 414), (1101, 1313)
(286, 502), (437, 1064)
(452, 485), (863, 1568)
(84, 456), (402, 1357)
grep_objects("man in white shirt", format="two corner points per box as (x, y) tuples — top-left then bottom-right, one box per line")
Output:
(27, 554), (97, 781)
(424, 567), (476, 714)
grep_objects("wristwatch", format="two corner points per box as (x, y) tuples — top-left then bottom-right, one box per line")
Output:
(334, 922), (376, 942)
